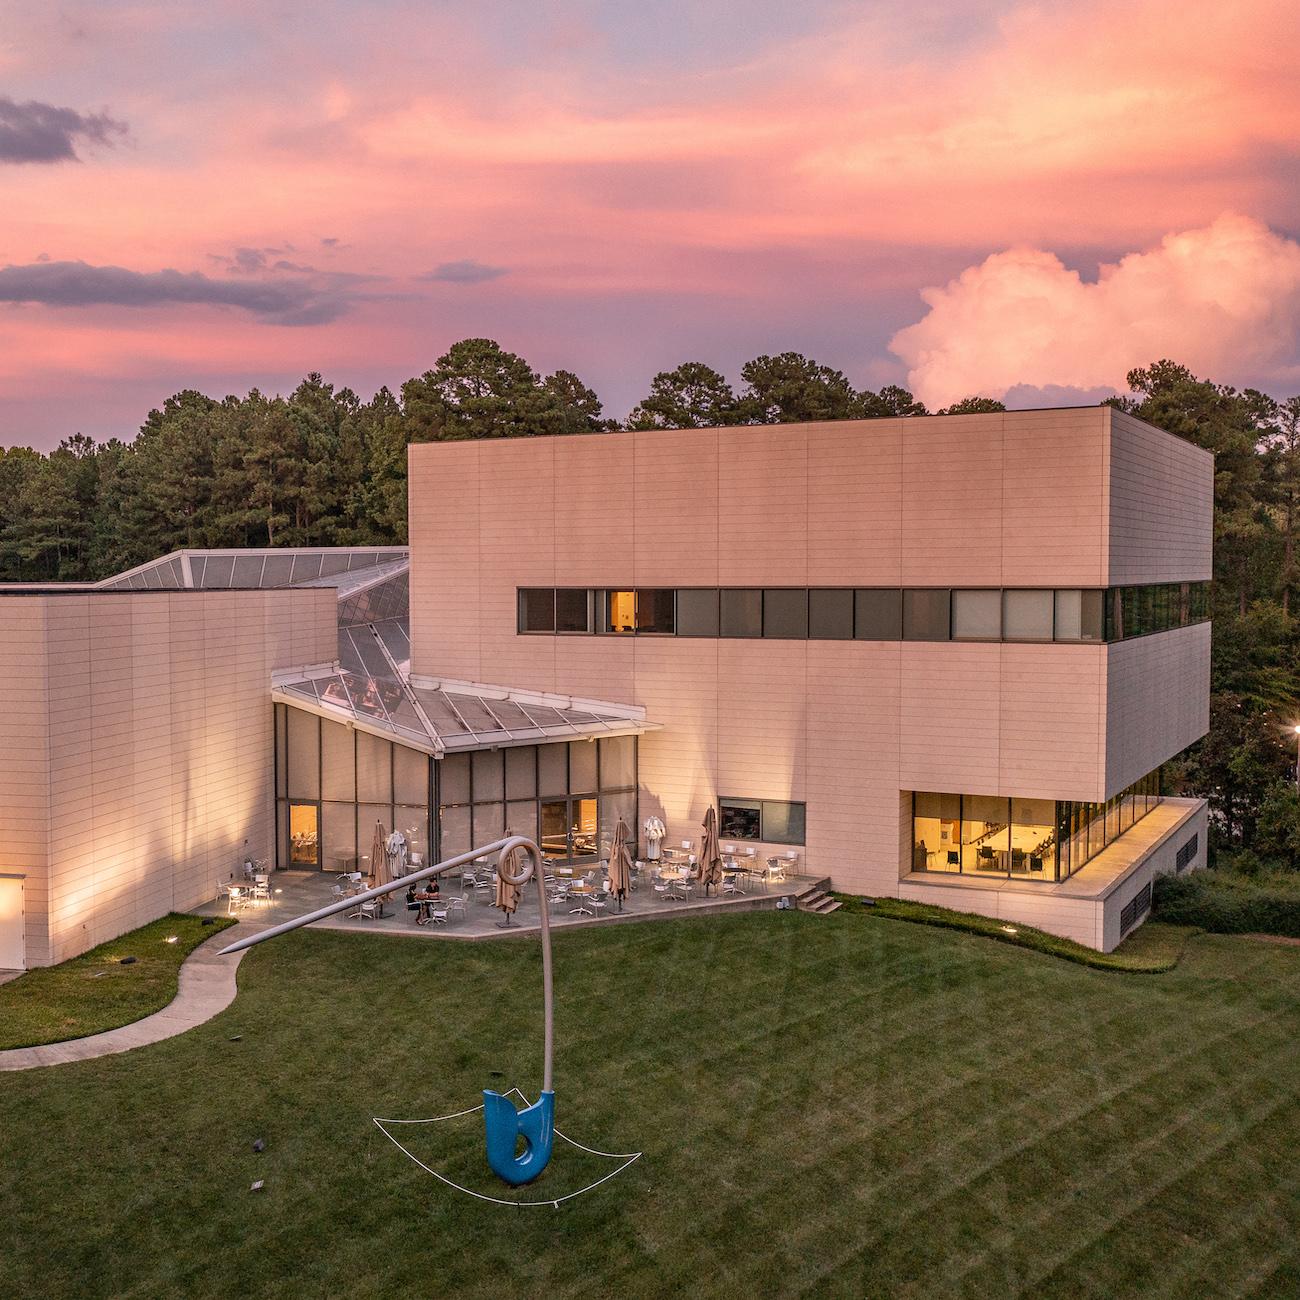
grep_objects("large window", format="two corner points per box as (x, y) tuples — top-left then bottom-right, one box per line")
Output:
(719, 797), (806, 845)
(911, 770), (1162, 883)
(276, 703), (639, 873)
(277, 704), (431, 874)
(519, 583), (1209, 643)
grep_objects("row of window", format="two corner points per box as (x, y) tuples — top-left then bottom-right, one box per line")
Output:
(912, 769), (1163, 883)
(518, 584), (1210, 644)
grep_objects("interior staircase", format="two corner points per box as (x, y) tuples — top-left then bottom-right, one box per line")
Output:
(794, 877), (840, 915)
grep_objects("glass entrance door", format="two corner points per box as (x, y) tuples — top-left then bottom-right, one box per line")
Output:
(288, 803), (320, 868)
(539, 797), (598, 864)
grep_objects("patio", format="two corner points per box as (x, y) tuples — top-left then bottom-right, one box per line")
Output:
(193, 861), (821, 942)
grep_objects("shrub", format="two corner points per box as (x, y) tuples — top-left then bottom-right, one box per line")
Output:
(1153, 870), (1300, 937)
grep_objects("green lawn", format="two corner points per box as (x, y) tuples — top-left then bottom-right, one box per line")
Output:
(0, 914), (235, 1050)
(3, 910), (1300, 1298)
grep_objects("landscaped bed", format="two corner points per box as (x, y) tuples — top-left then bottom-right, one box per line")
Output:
(839, 894), (1199, 972)
(3, 909), (1299, 1298)
(0, 913), (235, 1050)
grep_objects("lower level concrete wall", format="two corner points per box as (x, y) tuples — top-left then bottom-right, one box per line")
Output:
(897, 880), (1101, 948)
(1099, 801), (1206, 952)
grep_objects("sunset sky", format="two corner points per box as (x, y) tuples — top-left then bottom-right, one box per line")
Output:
(1, 0), (1298, 448)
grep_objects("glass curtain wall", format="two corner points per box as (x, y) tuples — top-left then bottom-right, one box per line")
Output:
(277, 704), (640, 871)
(277, 704), (431, 872)
(436, 733), (638, 865)
(910, 769), (1162, 883)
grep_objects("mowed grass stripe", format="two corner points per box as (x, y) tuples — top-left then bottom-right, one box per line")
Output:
(4, 914), (1300, 1300)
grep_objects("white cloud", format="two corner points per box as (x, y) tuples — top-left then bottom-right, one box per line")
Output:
(888, 214), (1300, 407)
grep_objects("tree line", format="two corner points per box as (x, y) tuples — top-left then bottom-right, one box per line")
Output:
(0, 339), (1000, 583)
(1, 342), (1297, 866)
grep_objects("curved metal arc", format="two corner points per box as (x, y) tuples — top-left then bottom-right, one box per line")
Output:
(217, 836), (530, 956)
(493, 835), (552, 1091)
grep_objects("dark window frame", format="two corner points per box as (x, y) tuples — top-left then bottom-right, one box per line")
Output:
(516, 583), (1210, 643)
(718, 796), (807, 846)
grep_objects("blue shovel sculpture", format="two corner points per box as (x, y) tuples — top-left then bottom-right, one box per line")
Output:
(220, 834), (558, 1187)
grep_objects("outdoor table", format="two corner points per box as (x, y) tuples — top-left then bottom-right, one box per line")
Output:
(413, 891), (442, 923)
(568, 885), (596, 916)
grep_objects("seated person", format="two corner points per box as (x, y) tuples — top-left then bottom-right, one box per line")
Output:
(406, 884), (420, 913)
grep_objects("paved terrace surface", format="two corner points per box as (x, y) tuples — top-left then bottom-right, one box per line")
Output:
(194, 865), (808, 942)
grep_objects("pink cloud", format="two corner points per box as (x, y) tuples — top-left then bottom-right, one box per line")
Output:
(2, 0), (1300, 445)
(888, 214), (1300, 407)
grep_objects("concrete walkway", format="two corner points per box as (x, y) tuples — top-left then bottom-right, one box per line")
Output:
(0, 922), (256, 1073)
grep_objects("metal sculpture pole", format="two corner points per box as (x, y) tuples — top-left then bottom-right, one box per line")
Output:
(218, 834), (556, 1186)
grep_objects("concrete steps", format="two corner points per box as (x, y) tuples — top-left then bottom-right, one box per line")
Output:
(795, 878), (841, 915)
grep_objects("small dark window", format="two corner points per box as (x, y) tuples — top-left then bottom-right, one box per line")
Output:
(720, 589), (762, 637)
(555, 588), (591, 633)
(519, 588), (555, 633)
(636, 589), (675, 635)
(855, 589), (902, 640)
(719, 799), (762, 840)
(903, 589), (951, 641)
(676, 589), (720, 637)
(809, 589), (854, 639)
(763, 589), (808, 638)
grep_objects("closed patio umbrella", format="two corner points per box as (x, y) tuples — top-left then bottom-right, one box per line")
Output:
(494, 848), (522, 928)
(608, 817), (633, 912)
(700, 806), (723, 897)
(370, 821), (390, 888)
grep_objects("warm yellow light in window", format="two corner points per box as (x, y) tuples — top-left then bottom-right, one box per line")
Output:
(610, 591), (636, 633)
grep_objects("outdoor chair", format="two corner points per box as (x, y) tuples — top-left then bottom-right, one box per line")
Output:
(445, 896), (467, 921)
(348, 899), (379, 921)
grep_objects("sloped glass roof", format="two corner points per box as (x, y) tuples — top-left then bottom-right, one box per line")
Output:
(95, 547), (408, 591)
(103, 544), (655, 755)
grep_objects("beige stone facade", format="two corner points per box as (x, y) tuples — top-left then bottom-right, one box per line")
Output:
(408, 407), (1213, 948)
(0, 589), (336, 967)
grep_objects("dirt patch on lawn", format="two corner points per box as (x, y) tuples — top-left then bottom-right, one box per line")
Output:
(1244, 933), (1300, 947)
